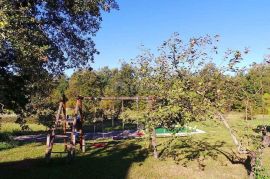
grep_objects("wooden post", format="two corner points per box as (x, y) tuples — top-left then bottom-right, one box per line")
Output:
(62, 95), (67, 151)
(75, 96), (84, 123)
(112, 103), (115, 127)
(80, 129), (83, 151)
(45, 134), (55, 162)
(72, 132), (76, 148)
(102, 119), (104, 138)
(45, 134), (51, 162)
(45, 97), (66, 162)
(75, 96), (85, 153)
(82, 135), (85, 153)
(136, 97), (139, 130)
(46, 134), (50, 147)
(68, 133), (76, 162)
(121, 99), (124, 130)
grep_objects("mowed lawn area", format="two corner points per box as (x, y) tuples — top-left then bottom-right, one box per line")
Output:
(0, 113), (270, 179)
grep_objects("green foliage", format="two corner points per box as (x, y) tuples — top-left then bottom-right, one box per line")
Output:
(50, 76), (69, 102)
(64, 63), (139, 123)
(0, 0), (118, 117)
(132, 33), (222, 131)
(230, 64), (270, 116)
(254, 158), (270, 179)
(262, 93), (270, 114)
(66, 69), (102, 107)
(119, 109), (145, 124)
(107, 63), (138, 97)
(37, 108), (55, 128)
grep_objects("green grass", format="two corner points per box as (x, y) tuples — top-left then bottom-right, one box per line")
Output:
(0, 123), (47, 133)
(0, 139), (148, 179)
(0, 122), (47, 151)
(0, 112), (270, 179)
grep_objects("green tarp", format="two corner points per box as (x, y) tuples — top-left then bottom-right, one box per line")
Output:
(155, 127), (195, 134)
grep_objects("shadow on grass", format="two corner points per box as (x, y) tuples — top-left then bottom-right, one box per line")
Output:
(253, 125), (270, 133)
(159, 137), (225, 170)
(0, 131), (47, 151)
(159, 137), (252, 175)
(0, 140), (148, 179)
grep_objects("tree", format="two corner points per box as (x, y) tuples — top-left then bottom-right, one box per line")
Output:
(122, 33), (221, 158)
(65, 69), (102, 122)
(0, 0), (118, 115)
(228, 63), (270, 118)
(262, 93), (270, 114)
(98, 63), (138, 122)
(120, 33), (255, 161)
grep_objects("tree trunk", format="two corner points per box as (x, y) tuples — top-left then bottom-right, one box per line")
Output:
(217, 112), (258, 178)
(151, 127), (158, 159)
(148, 127), (152, 150)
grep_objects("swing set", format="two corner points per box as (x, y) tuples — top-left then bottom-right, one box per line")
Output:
(45, 95), (155, 161)
(45, 95), (85, 162)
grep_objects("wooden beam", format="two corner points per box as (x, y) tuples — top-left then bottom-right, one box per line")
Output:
(83, 96), (153, 101)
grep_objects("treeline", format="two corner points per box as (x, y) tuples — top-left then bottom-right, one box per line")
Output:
(5, 34), (270, 127)
(47, 63), (139, 124)
(47, 60), (270, 124)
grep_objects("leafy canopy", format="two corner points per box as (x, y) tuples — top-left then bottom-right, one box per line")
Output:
(0, 0), (118, 112)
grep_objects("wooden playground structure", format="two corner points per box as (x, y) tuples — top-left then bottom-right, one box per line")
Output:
(45, 95), (85, 162)
(45, 95), (155, 162)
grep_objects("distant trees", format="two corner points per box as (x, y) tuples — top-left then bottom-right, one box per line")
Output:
(263, 93), (270, 114)
(61, 63), (138, 123)
(229, 63), (270, 117)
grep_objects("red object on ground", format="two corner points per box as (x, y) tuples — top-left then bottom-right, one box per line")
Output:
(92, 143), (107, 148)
(137, 131), (144, 137)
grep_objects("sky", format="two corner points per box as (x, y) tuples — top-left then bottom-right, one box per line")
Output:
(69, 0), (270, 74)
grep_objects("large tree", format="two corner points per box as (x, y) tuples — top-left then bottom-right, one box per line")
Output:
(0, 0), (118, 113)
(120, 33), (222, 158)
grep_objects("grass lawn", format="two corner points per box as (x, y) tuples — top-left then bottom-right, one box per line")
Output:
(0, 112), (270, 179)
(0, 123), (47, 133)
(0, 122), (48, 151)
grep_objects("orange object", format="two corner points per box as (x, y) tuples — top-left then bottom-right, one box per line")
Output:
(137, 131), (144, 137)
(92, 143), (107, 148)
